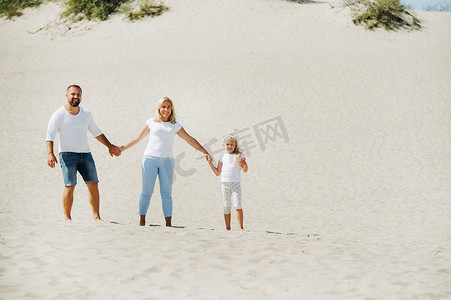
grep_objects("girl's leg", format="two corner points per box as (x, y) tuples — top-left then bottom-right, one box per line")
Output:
(139, 157), (159, 225)
(236, 209), (244, 230)
(158, 158), (175, 226)
(232, 183), (244, 230)
(222, 183), (232, 230)
(224, 213), (231, 230)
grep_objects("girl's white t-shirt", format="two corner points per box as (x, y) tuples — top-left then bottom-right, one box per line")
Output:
(144, 118), (182, 158)
(219, 153), (246, 182)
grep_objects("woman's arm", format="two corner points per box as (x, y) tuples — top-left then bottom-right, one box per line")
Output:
(177, 127), (211, 159)
(120, 124), (150, 152)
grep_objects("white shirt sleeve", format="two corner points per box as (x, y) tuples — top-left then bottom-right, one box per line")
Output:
(87, 111), (103, 137)
(175, 122), (182, 133)
(46, 111), (60, 142)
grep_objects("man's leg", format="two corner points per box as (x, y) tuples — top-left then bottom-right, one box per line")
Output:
(79, 153), (101, 221)
(63, 186), (75, 221)
(59, 152), (78, 221)
(86, 182), (101, 221)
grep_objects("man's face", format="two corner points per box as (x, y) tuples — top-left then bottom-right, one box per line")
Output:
(66, 87), (82, 107)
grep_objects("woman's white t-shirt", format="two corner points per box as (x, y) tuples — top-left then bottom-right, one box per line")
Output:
(144, 118), (182, 158)
(219, 153), (246, 182)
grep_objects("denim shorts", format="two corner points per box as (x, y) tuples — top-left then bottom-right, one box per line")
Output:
(59, 152), (99, 186)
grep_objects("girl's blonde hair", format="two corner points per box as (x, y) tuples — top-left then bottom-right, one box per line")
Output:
(223, 135), (243, 162)
(156, 97), (176, 124)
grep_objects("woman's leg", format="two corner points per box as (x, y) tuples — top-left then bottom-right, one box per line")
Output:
(139, 157), (158, 225)
(158, 158), (175, 226)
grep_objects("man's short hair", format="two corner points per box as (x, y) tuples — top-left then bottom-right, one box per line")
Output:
(67, 85), (82, 93)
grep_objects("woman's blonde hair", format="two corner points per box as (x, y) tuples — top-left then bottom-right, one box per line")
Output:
(156, 97), (176, 124)
(223, 134), (242, 162)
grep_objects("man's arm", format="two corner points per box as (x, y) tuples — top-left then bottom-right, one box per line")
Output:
(46, 141), (58, 168)
(95, 134), (121, 157)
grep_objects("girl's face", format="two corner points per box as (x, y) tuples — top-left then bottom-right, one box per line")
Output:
(159, 100), (172, 121)
(223, 138), (236, 154)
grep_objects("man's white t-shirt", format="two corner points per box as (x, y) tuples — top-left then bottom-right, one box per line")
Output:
(219, 153), (246, 182)
(46, 106), (103, 153)
(144, 118), (182, 158)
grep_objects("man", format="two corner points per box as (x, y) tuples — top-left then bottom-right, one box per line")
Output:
(46, 85), (121, 221)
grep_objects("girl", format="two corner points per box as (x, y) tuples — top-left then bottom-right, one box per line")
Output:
(207, 135), (248, 230)
(120, 97), (212, 226)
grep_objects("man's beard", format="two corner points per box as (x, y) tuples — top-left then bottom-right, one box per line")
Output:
(70, 99), (80, 107)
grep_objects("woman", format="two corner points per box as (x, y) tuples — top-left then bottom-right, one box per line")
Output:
(120, 97), (211, 226)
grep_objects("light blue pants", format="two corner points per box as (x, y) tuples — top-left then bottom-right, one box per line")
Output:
(139, 156), (175, 217)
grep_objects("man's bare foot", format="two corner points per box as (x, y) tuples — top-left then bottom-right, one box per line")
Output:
(226, 227), (231, 231)
(140, 215), (146, 226)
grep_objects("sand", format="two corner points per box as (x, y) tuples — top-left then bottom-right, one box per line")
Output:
(1, 0), (450, 299)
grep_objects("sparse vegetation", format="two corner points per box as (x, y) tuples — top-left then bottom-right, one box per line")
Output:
(426, 2), (451, 11)
(0, 0), (43, 19)
(0, 0), (168, 21)
(61, 0), (127, 21)
(121, 0), (168, 21)
(347, 0), (420, 30)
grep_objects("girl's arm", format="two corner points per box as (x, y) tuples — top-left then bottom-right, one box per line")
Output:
(177, 127), (212, 160)
(209, 160), (222, 176)
(238, 157), (248, 172)
(120, 124), (150, 152)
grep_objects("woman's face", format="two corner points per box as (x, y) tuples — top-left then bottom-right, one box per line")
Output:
(159, 100), (172, 121)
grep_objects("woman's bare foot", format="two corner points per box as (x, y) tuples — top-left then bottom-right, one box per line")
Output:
(140, 214), (146, 226)
(165, 216), (172, 227)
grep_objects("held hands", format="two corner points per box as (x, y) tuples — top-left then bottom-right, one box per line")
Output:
(109, 144), (122, 157)
(206, 153), (212, 163)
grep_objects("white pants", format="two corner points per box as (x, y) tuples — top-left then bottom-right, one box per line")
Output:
(221, 182), (242, 214)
